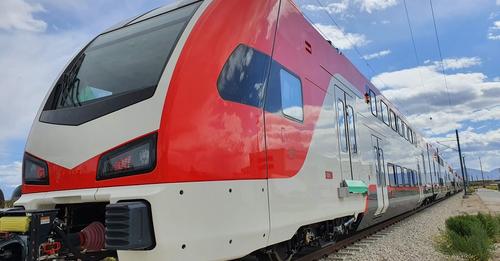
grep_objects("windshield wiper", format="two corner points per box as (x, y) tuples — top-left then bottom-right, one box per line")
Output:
(56, 53), (86, 108)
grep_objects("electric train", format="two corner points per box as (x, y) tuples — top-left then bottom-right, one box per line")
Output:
(0, 0), (462, 260)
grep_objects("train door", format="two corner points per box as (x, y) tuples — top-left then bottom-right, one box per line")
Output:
(372, 136), (388, 216)
(417, 158), (424, 203)
(334, 85), (357, 180)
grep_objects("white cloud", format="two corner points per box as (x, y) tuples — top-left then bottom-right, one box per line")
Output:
(314, 23), (369, 49)
(0, 161), (22, 189)
(355, 0), (398, 13)
(488, 33), (500, 40)
(0, 31), (88, 152)
(372, 57), (500, 135)
(493, 21), (500, 29)
(494, 77), (500, 82)
(0, 0), (47, 32)
(363, 49), (391, 60)
(302, 0), (349, 14)
(436, 57), (481, 70)
(302, 0), (397, 14)
(488, 20), (500, 40)
(429, 128), (500, 171)
(497, 0), (500, 5)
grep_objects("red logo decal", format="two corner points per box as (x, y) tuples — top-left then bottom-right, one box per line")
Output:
(325, 171), (333, 179)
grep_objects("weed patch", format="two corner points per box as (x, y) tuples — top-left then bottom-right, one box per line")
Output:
(436, 213), (500, 260)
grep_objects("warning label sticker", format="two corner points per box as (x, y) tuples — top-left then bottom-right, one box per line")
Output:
(40, 216), (50, 225)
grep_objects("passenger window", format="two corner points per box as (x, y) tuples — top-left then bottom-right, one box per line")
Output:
(380, 101), (389, 125)
(401, 121), (407, 138)
(389, 110), (397, 131)
(402, 167), (408, 186)
(337, 100), (348, 153)
(265, 61), (304, 122)
(397, 166), (403, 187)
(406, 169), (413, 187)
(388, 163), (396, 186)
(369, 89), (377, 117)
(347, 105), (357, 153)
(397, 117), (403, 136)
(218, 44), (270, 108)
(408, 128), (413, 144)
(280, 69), (303, 121)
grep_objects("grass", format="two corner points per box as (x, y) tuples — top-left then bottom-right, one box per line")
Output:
(470, 184), (500, 192)
(485, 185), (499, 191)
(436, 213), (500, 261)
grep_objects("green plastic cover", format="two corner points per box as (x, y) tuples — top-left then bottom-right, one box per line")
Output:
(344, 180), (368, 194)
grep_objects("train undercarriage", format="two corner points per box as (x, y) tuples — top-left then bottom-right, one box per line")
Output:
(0, 200), (154, 261)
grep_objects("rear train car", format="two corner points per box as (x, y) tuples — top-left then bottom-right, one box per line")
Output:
(0, 0), (459, 260)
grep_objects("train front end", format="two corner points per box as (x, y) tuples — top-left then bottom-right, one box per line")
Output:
(1, 1), (208, 260)
(1, 0), (286, 259)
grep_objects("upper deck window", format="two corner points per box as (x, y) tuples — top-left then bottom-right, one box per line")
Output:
(40, 2), (202, 125)
(389, 109), (397, 131)
(402, 122), (408, 140)
(380, 100), (389, 125)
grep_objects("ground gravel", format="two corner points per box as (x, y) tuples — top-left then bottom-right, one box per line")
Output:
(322, 194), (472, 261)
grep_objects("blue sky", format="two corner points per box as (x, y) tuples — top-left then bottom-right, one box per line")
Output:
(0, 0), (499, 198)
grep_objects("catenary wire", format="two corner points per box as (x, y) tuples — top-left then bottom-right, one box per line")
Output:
(308, 0), (390, 89)
(429, 0), (452, 107)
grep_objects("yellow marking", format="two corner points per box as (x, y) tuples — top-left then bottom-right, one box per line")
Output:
(0, 216), (31, 233)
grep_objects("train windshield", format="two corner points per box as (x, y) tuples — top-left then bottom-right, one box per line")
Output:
(40, 2), (201, 125)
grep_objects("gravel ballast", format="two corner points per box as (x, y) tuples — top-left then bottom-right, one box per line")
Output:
(323, 194), (482, 261)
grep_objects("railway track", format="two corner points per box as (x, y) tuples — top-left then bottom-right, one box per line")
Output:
(294, 194), (456, 261)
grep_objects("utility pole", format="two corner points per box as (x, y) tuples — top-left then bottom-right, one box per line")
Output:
(479, 157), (485, 187)
(456, 129), (467, 197)
(463, 156), (469, 186)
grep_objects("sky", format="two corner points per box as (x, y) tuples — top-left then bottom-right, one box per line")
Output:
(0, 0), (499, 198)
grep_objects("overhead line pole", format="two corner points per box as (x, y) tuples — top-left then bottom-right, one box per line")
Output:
(455, 129), (467, 197)
(479, 157), (485, 187)
(462, 156), (470, 186)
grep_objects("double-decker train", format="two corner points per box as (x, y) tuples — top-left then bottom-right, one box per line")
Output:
(0, 0), (462, 260)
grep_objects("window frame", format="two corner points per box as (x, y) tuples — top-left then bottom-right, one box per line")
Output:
(403, 167), (410, 187)
(396, 165), (404, 187)
(397, 116), (404, 136)
(402, 121), (408, 140)
(337, 99), (348, 153)
(388, 163), (396, 186)
(380, 100), (389, 126)
(408, 128), (414, 144)
(389, 109), (397, 131)
(346, 105), (357, 154)
(279, 68), (304, 122)
(369, 89), (377, 117)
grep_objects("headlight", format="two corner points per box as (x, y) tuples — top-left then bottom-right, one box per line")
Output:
(97, 133), (157, 180)
(23, 153), (49, 185)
